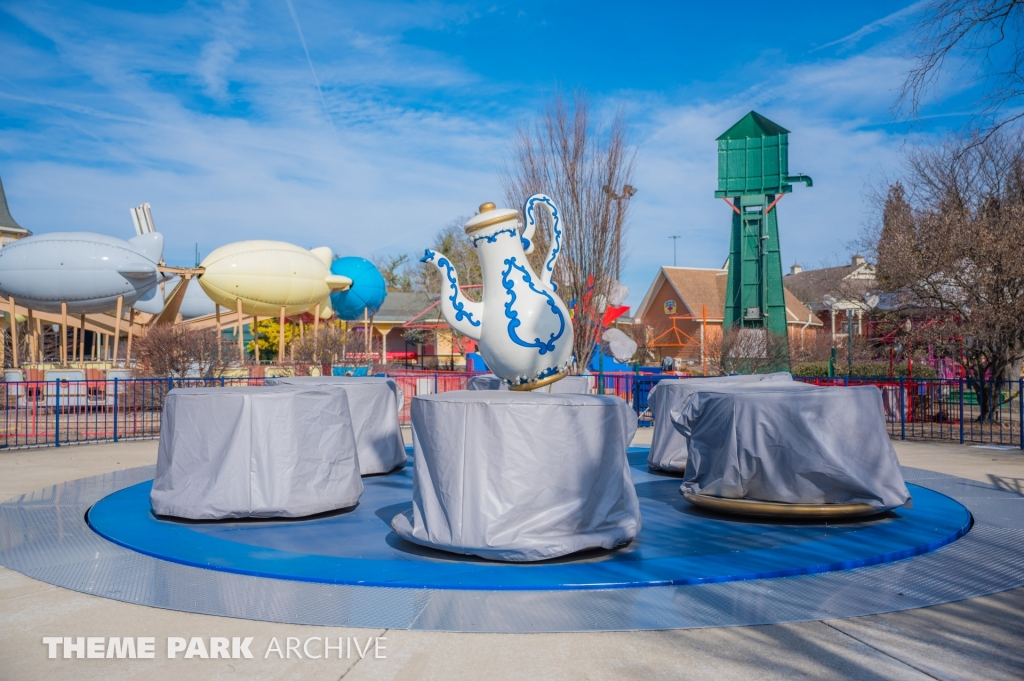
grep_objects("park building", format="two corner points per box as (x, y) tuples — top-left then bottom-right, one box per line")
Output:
(0, 177), (31, 248)
(633, 265), (822, 368)
(368, 290), (478, 370)
(783, 254), (877, 341)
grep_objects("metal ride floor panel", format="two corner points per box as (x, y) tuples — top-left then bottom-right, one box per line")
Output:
(2, 447), (1023, 632)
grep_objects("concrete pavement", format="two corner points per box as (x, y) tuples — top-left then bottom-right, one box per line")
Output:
(1, 434), (1022, 680)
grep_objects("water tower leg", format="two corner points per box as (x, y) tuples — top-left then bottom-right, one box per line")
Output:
(61, 302), (68, 368)
(279, 306), (286, 365)
(112, 296), (123, 366)
(8, 297), (17, 369)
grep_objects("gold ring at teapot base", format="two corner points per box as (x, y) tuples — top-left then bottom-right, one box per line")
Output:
(508, 371), (568, 392)
(682, 492), (882, 519)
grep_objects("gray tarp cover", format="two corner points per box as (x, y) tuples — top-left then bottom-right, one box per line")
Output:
(466, 374), (506, 391)
(545, 376), (592, 394)
(266, 376), (407, 475)
(391, 390), (640, 561)
(466, 374), (592, 393)
(150, 385), (363, 519)
(673, 385), (911, 510)
(647, 373), (798, 471)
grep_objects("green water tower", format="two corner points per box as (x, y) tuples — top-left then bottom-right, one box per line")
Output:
(716, 111), (812, 360)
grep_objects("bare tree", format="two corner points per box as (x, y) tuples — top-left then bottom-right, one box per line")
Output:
(873, 129), (1024, 421)
(898, 1), (1024, 134)
(291, 322), (385, 368)
(292, 324), (346, 366)
(704, 328), (793, 376)
(131, 325), (224, 378)
(500, 89), (637, 373)
(3, 324), (31, 368)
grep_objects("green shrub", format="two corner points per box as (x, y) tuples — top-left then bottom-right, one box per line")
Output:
(792, 361), (937, 378)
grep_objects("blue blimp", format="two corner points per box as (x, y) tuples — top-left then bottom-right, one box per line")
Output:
(329, 257), (387, 320)
(0, 232), (168, 314)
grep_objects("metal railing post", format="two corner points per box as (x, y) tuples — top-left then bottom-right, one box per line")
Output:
(899, 377), (905, 441)
(959, 376), (964, 445)
(113, 377), (119, 443)
(54, 379), (60, 447)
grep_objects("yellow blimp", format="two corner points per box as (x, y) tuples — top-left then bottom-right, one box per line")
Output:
(198, 240), (350, 317)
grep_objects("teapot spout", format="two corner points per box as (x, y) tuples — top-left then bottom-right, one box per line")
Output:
(420, 249), (483, 341)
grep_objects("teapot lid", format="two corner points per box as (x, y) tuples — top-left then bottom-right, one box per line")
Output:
(464, 202), (519, 234)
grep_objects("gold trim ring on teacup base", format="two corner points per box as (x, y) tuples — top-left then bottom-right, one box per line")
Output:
(507, 371), (568, 392)
(682, 491), (883, 519)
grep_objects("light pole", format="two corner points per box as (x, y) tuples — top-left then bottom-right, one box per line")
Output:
(847, 308), (854, 377)
(669, 235), (681, 266)
(602, 184), (637, 279)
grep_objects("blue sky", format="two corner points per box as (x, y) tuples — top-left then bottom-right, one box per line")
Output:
(0, 1), (970, 309)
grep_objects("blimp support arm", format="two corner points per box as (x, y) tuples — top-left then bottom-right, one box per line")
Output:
(150, 273), (195, 327)
(420, 249), (483, 341)
(158, 265), (205, 277)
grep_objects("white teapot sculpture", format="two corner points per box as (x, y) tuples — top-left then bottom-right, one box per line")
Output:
(421, 194), (575, 390)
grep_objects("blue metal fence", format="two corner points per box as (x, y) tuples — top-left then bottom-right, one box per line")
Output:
(0, 374), (1020, 450)
(0, 377), (262, 449)
(797, 376), (1023, 448)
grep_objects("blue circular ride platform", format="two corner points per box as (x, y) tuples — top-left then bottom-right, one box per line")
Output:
(86, 448), (971, 591)
(4, 447), (1023, 631)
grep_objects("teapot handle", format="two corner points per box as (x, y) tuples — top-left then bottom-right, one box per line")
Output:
(522, 194), (562, 289)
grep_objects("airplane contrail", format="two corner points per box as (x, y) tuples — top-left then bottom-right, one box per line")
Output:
(813, 0), (928, 52)
(283, 0), (338, 140)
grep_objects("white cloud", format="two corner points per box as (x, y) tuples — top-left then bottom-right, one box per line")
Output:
(0, 0), (923, 311)
(196, 0), (250, 101)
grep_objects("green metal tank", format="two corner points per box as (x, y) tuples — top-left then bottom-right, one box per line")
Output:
(716, 111), (811, 368)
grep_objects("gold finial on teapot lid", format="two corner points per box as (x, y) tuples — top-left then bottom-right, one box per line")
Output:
(464, 202), (519, 233)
